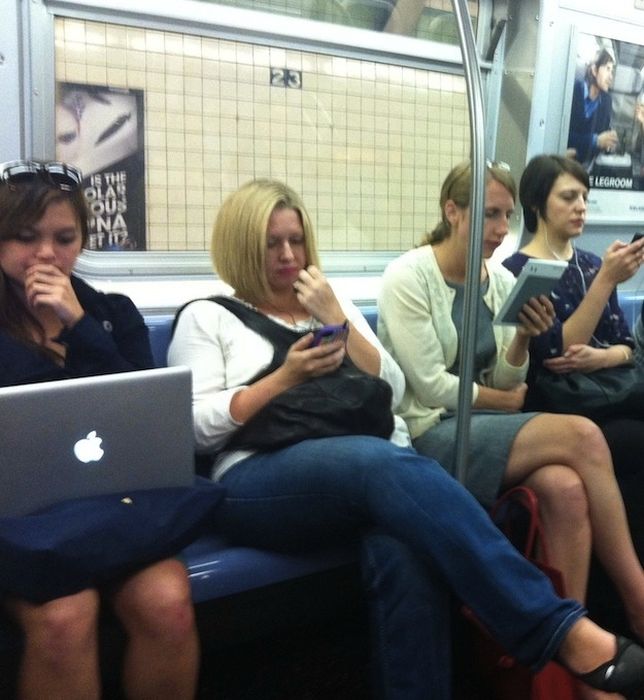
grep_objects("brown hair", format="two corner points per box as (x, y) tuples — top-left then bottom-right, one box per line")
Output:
(0, 177), (89, 349)
(519, 154), (589, 233)
(419, 161), (517, 246)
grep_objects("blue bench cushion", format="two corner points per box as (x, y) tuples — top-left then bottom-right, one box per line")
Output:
(616, 291), (642, 331)
(146, 314), (174, 368)
(185, 535), (358, 603)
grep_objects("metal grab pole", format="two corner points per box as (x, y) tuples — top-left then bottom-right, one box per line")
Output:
(451, 0), (487, 484)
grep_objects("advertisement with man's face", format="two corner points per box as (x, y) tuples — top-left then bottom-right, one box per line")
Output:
(566, 32), (644, 223)
(55, 83), (146, 250)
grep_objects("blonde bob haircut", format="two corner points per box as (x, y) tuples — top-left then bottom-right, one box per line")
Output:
(419, 160), (516, 246)
(211, 179), (320, 306)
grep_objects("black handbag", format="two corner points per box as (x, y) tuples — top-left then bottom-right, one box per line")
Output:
(173, 296), (394, 451)
(526, 364), (644, 421)
(0, 478), (224, 603)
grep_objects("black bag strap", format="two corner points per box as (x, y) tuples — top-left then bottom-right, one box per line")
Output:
(171, 295), (311, 378)
(208, 296), (308, 353)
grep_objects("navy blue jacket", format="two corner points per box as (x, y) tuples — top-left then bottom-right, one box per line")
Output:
(567, 77), (613, 164)
(0, 275), (154, 388)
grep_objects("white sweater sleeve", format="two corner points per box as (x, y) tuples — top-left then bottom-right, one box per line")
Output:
(167, 300), (274, 453)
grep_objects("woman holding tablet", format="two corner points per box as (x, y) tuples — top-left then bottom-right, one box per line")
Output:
(504, 153), (644, 634)
(377, 160), (644, 650)
(503, 155), (644, 390)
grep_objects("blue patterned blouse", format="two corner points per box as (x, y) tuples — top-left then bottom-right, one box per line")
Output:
(502, 250), (634, 368)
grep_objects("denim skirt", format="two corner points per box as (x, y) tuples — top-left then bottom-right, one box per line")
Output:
(412, 410), (539, 509)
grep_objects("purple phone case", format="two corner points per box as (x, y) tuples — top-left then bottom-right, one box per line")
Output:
(311, 324), (348, 346)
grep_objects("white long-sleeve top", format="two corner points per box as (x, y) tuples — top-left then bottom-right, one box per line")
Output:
(168, 294), (410, 479)
(378, 245), (528, 440)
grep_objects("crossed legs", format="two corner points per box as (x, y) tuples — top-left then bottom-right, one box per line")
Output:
(505, 413), (644, 639)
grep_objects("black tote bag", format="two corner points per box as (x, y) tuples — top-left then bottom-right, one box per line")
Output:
(527, 364), (644, 422)
(173, 296), (395, 450)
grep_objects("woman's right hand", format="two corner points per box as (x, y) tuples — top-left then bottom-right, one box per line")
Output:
(230, 334), (345, 425)
(598, 239), (644, 286)
(24, 263), (85, 327)
(279, 333), (346, 386)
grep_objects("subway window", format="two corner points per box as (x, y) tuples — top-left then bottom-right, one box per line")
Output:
(195, 0), (478, 42)
(48, 1), (481, 258)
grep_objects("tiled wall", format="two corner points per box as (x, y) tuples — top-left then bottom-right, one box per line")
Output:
(54, 17), (470, 252)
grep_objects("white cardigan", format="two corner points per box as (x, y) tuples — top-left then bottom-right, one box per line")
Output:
(377, 245), (528, 439)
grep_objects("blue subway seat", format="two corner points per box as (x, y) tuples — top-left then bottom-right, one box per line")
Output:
(1, 296), (639, 654)
(616, 291), (642, 332)
(184, 535), (358, 604)
(145, 314), (175, 368)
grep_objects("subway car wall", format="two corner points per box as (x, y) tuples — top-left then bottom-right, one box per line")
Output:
(3, 2), (644, 697)
(3, 0), (644, 314)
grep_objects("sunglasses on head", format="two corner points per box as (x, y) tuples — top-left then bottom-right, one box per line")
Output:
(0, 160), (83, 192)
(486, 159), (511, 172)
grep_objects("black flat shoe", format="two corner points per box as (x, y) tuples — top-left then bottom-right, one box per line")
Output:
(574, 636), (644, 699)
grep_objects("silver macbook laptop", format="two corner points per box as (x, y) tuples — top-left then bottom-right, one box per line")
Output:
(0, 366), (195, 517)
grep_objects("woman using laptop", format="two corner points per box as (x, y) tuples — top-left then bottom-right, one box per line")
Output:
(0, 160), (198, 699)
(169, 177), (644, 699)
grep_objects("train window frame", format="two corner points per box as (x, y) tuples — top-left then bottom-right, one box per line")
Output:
(24, 0), (499, 283)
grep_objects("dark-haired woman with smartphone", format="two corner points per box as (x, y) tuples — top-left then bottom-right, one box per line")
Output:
(504, 152), (644, 640)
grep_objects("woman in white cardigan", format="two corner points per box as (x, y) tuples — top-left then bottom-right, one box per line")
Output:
(378, 161), (644, 654)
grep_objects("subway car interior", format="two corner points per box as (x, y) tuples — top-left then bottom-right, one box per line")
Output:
(3, 0), (644, 697)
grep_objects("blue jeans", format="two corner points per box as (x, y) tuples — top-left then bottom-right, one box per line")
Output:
(216, 437), (584, 699)
(360, 529), (452, 698)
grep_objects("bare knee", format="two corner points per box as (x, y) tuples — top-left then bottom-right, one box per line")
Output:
(140, 577), (195, 642)
(566, 415), (610, 459)
(113, 560), (195, 643)
(525, 466), (589, 528)
(12, 590), (99, 663)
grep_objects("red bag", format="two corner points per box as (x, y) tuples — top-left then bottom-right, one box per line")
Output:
(460, 486), (580, 700)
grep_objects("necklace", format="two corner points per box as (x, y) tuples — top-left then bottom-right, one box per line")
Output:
(263, 301), (297, 325)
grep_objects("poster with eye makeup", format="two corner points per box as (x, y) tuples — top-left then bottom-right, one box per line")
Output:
(55, 83), (146, 250)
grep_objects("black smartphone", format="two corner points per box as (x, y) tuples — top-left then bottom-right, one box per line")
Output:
(631, 232), (644, 243)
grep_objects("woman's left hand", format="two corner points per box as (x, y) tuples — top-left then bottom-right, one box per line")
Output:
(293, 265), (346, 325)
(24, 263), (85, 328)
(515, 295), (556, 338)
(543, 344), (607, 373)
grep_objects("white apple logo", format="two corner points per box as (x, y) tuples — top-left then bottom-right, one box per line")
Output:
(73, 431), (105, 463)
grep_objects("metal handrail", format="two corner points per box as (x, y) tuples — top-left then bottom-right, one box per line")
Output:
(451, 0), (487, 484)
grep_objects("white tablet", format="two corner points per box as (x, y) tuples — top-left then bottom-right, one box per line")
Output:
(494, 259), (567, 325)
